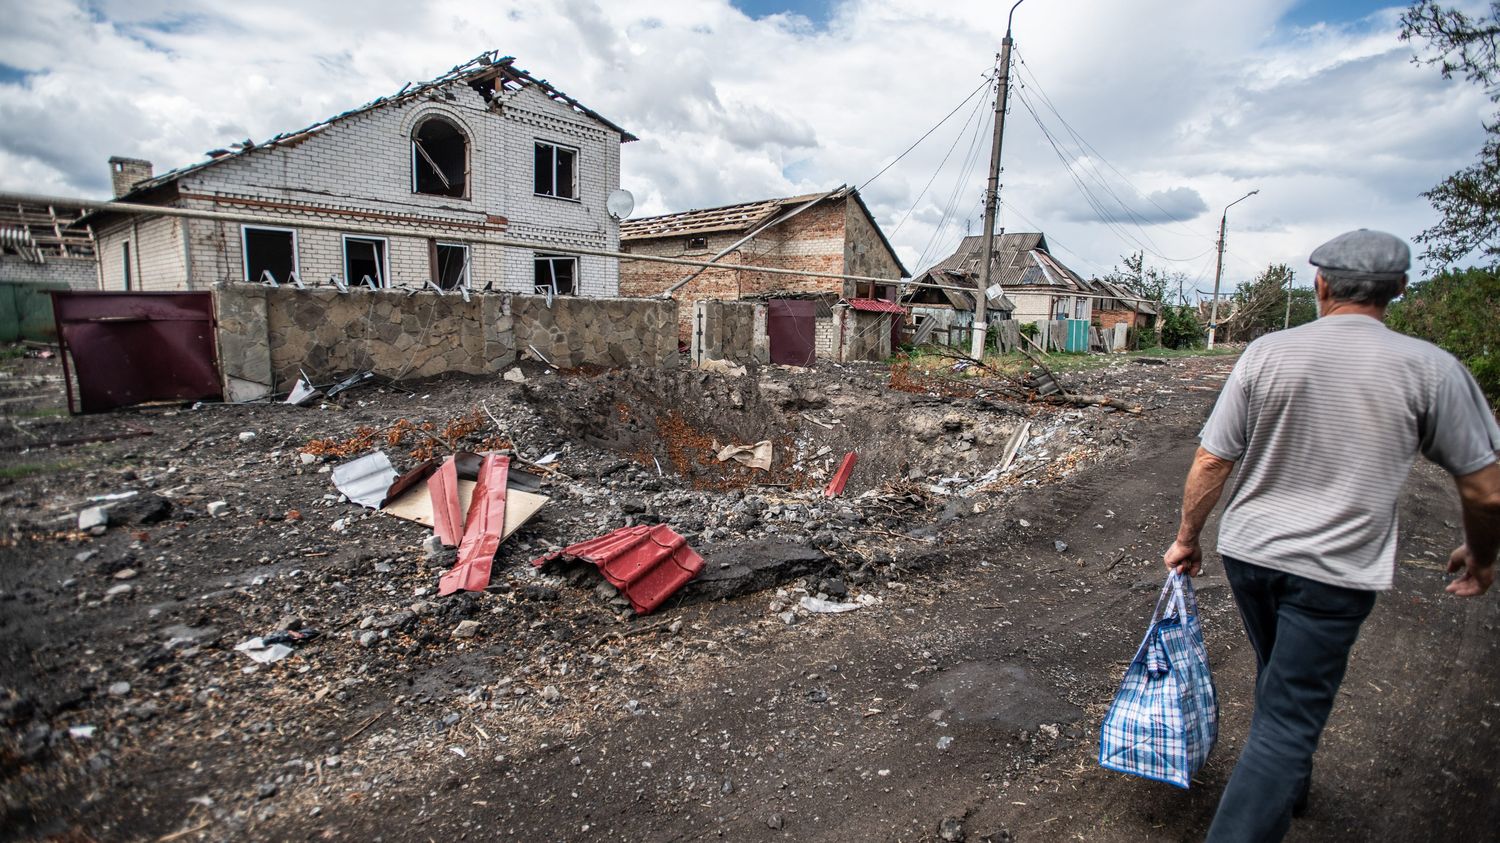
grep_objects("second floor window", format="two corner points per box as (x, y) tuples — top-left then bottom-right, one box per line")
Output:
(534, 141), (577, 200)
(412, 117), (467, 198)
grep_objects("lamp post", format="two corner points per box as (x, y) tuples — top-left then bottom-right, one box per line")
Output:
(1207, 189), (1259, 349)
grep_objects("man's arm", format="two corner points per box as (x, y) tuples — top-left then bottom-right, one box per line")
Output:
(1447, 461), (1500, 597)
(1163, 447), (1237, 577)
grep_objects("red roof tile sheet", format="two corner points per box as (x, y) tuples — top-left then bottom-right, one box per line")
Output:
(825, 451), (858, 497)
(532, 524), (704, 615)
(848, 298), (906, 314)
(439, 455), (510, 596)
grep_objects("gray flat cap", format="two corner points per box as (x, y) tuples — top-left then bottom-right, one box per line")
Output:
(1309, 229), (1409, 281)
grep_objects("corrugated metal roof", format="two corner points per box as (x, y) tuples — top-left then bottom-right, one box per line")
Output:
(919, 232), (1086, 292)
(847, 298), (906, 314)
(532, 524), (704, 615)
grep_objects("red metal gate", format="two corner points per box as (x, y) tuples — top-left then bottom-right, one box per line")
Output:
(51, 291), (223, 414)
(766, 299), (817, 366)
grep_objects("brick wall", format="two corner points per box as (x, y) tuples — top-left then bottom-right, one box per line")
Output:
(0, 255), (98, 289)
(1095, 309), (1135, 330)
(98, 78), (623, 297)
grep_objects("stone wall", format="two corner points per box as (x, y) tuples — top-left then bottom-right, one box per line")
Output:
(214, 285), (677, 398)
(840, 308), (893, 362)
(511, 294), (677, 369)
(689, 300), (768, 366)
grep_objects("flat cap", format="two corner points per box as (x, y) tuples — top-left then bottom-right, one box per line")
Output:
(1309, 229), (1409, 281)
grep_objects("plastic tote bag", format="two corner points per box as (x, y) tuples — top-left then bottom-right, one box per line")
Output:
(1099, 572), (1218, 789)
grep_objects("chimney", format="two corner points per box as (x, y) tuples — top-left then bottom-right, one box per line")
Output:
(108, 156), (153, 198)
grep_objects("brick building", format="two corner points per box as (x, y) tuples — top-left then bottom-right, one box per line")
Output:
(80, 52), (634, 297)
(0, 194), (97, 289)
(617, 186), (908, 356)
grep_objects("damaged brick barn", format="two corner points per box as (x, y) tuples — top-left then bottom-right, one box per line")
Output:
(617, 186), (910, 366)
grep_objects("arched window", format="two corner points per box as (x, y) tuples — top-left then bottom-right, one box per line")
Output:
(412, 116), (467, 198)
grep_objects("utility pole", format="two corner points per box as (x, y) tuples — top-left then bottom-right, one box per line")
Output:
(1283, 268), (1294, 329)
(1207, 189), (1259, 349)
(972, 0), (1025, 361)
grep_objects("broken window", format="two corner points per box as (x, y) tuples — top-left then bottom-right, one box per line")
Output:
(432, 242), (470, 291)
(686, 236), (708, 251)
(242, 226), (298, 284)
(534, 141), (577, 199)
(534, 255), (577, 295)
(121, 241), (132, 290)
(343, 236), (388, 287)
(412, 117), (468, 198)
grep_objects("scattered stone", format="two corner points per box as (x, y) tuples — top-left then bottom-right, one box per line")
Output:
(542, 685), (560, 703)
(936, 735), (954, 750)
(422, 534), (445, 559)
(503, 368), (526, 383)
(300, 452), (317, 465)
(766, 813), (784, 830)
(778, 611), (798, 626)
(1053, 540), (1069, 553)
(104, 584), (132, 598)
(107, 682), (131, 697)
(112, 568), (138, 580)
(239, 431), (257, 442)
(452, 620), (480, 638)
(256, 782), (278, 800)
(78, 506), (109, 532)
(938, 816), (966, 842)
(207, 501), (230, 518)
(358, 631), (379, 648)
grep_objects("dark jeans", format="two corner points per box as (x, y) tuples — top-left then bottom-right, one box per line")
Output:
(1204, 556), (1378, 843)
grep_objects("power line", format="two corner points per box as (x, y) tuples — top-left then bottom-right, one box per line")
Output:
(859, 75), (993, 191)
(888, 83), (992, 239)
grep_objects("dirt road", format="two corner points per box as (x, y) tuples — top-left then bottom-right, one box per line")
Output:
(3, 351), (1497, 841)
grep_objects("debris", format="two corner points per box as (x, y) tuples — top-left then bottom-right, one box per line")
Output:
(237, 431), (256, 443)
(438, 454), (511, 596)
(697, 358), (747, 377)
(825, 451), (858, 497)
(68, 725), (96, 740)
(234, 629), (319, 664)
(799, 595), (871, 614)
(503, 368), (527, 383)
(1053, 540), (1069, 553)
(999, 422), (1030, 473)
(331, 450), (399, 509)
(936, 735), (955, 750)
(938, 816), (966, 842)
(427, 455), (464, 547)
(324, 370), (376, 399)
(452, 620), (480, 638)
(78, 506), (109, 532)
(533, 524), (705, 615)
(284, 377), (321, 406)
(107, 682), (131, 697)
(715, 440), (773, 471)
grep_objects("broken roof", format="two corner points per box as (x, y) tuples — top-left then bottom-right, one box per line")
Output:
(920, 232), (1088, 292)
(112, 52), (635, 204)
(903, 267), (1015, 312)
(621, 185), (909, 277)
(0, 194), (95, 260)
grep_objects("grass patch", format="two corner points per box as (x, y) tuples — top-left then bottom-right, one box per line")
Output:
(900, 344), (1239, 380)
(0, 461), (75, 480)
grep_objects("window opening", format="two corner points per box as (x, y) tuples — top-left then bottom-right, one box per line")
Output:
(343, 236), (388, 288)
(534, 254), (577, 295)
(687, 236), (707, 251)
(412, 117), (467, 197)
(121, 241), (132, 290)
(534, 141), (577, 199)
(432, 242), (470, 291)
(242, 226), (297, 285)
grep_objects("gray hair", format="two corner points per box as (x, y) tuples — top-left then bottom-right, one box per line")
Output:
(1317, 270), (1405, 306)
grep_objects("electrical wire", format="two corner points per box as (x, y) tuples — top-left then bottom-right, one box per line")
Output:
(859, 75), (994, 191)
(888, 85), (992, 239)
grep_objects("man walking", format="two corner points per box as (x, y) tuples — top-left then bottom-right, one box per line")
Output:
(1162, 229), (1500, 842)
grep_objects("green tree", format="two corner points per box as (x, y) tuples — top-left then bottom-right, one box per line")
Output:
(1160, 305), (1204, 349)
(1387, 265), (1500, 402)
(1400, 2), (1500, 267)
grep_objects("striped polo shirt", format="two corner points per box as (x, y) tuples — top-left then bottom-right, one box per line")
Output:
(1199, 314), (1500, 590)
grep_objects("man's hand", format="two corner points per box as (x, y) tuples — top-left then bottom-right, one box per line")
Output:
(1164, 539), (1202, 577)
(1446, 544), (1495, 597)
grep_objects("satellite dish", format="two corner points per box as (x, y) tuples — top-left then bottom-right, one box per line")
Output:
(607, 188), (635, 220)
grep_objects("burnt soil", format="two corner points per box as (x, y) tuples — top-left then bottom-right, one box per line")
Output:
(1, 348), (1497, 842)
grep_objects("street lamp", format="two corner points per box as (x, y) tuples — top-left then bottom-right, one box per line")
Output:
(1207, 189), (1259, 349)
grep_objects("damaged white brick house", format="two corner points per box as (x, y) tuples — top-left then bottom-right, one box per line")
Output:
(81, 52), (635, 297)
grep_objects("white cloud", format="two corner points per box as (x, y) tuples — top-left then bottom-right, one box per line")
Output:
(0, 0), (1488, 289)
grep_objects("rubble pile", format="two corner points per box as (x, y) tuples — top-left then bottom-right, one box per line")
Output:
(0, 355), (1168, 836)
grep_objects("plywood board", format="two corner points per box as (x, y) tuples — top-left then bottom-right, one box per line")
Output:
(381, 479), (548, 540)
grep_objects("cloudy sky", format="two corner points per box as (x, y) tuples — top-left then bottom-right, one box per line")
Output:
(0, 0), (1488, 295)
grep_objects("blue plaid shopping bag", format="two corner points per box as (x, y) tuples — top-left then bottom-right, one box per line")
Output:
(1099, 572), (1218, 789)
